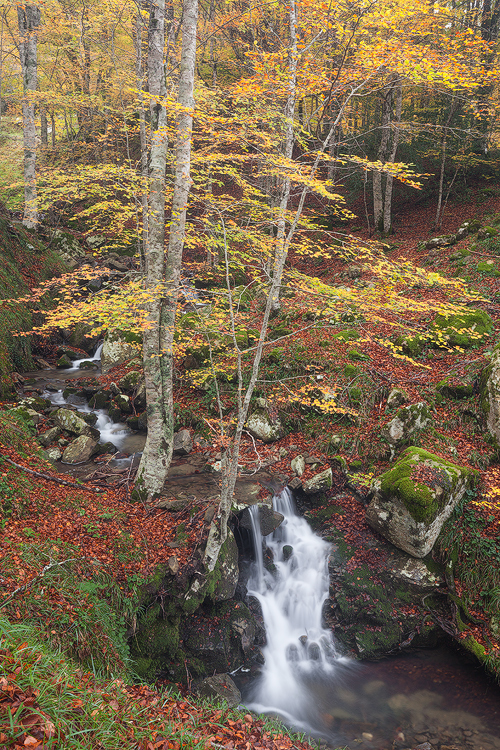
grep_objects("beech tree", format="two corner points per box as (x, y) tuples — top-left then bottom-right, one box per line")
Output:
(17, 2), (40, 228)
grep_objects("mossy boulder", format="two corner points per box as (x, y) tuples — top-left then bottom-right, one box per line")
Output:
(101, 329), (141, 373)
(54, 408), (99, 439)
(61, 435), (99, 464)
(431, 309), (493, 349)
(436, 377), (473, 400)
(245, 407), (284, 443)
(386, 388), (409, 409)
(206, 529), (239, 602)
(303, 467), (333, 495)
(118, 370), (143, 393)
(366, 447), (477, 557)
(481, 341), (500, 446)
(381, 402), (430, 455)
(477, 260), (500, 277)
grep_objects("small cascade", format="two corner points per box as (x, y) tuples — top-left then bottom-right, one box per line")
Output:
(245, 488), (346, 731)
(67, 342), (104, 371)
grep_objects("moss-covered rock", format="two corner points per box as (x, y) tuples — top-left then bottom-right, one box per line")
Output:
(101, 329), (141, 373)
(436, 377), (473, 400)
(381, 402), (430, 455)
(477, 260), (500, 277)
(431, 308), (493, 349)
(245, 407), (284, 443)
(366, 447), (477, 557)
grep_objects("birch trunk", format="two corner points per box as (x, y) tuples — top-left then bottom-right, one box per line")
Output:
(17, 3), (40, 228)
(382, 75), (402, 234)
(137, 0), (198, 500)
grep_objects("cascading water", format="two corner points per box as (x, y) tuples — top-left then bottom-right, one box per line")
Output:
(245, 488), (348, 732)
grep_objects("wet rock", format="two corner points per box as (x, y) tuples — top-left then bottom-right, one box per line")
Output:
(78, 360), (99, 370)
(54, 408), (99, 439)
(366, 447), (477, 557)
(62, 435), (98, 464)
(245, 407), (284, 443)
(291, 455), (305, 476)
(57, 346), (81, 361)
(37, 426), (61, 447)
(303, 468), (332, 495)
(239, 504), (284, 537)
(282, 544), (293, 561)
(89, 391), (109, 409)
(56, 354), (72, 368)
(195, 674), (241, 708)
(95, 441), (118, 456)
(173, 428), (193, 455)
(114, 393), (132, 413)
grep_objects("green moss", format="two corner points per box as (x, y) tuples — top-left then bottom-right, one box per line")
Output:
(344, 364), (360, 378)
(379, 447), (476, 523)
(347, 348), (370, 362)
(431, 308), (493, 348)
(332, 328), (360, 342)
(436, 377), (473, 400)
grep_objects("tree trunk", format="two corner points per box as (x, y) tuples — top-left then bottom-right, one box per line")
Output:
(382, 75), (402, 234)
(137, 0), (198, 501)
(40, 107), (48, 146)
(17, 3), (40, 228)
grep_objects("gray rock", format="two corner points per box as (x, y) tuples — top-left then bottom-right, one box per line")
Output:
(386, 387), (409, 409)
(54, 408), (99, 439)
(246, 407), (284, 443)
(195, 674), (241, 708)
(347, 264), (362, 279)
(239, 504), (284, 537)
(114, 393), (132, 413)
(210, 528), (239, 601)
(118, 370), (143, 393)
(57, 346), (81, 361)
(287, 477), (303, 490)
(425, 235), (456, 249)
(291, 455), (305, 476)
(303, 468), (332, 495)
(366, 447), (476, 557)
(103, 257), (128, 272)
(38, 426), (61, 447)
(101, 330), (139, 373)
(50, 229), (86, 264)
(381, 402), (430, 456)
(173, 428), (193, 455)
(62, 436), (98, 464)
(45, 447), (62, 461)
(78, 361), (99, 370)
(85, 234), (106, 248)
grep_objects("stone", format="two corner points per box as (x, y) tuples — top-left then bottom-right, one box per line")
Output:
(347, 264), (362, 279)
(57, 346), (81, 361)
(482, 341), (500, 446)
(195, 674), (241, 708)
(45, 447), (62, 461)
(167, 556), (179, 575)
(291, 455), (305, 476)
(118, 370), (143, 393)
(25, 409), (41, 425)
(381, 402), (430, 456)
(114, 393), (132, 413)
(50, 229), (86, 265)
(85, 234), (106, 248)
(303, 467), (333, 495)
(78, 361), (99, 370)
(101, 329), (140, 373)
(56, 355), (72, 369)
(425, 235), (456, 249)
(239, 504), (284, 537)
(209, 528), (239, 601)
(245, 407), (284, 443)
(134, 382), (146, 409)
(62, 435), (98, 464)
(366, 447), (477, 557)
(287, 477), (302, 490)
(173, 428), (193, 455)
(37, 426), (61, 447)
(386, 388), (409, 409)
(104, 257), (128, 272)
(154, 497), (190, 512)
(54, 408), (99, 439)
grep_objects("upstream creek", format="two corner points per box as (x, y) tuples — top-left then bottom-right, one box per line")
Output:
(20, 354), (500, 750)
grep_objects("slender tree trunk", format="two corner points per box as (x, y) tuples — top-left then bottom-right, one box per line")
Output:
(137, 0), (198, 501)
(373, 83), (391, 232)
(50, 112), (55, 148)
(17, 3), (40, 228)
(40, 106), (47, 146)
(382, 75), (402, 233)
(435, 98), (458, 230)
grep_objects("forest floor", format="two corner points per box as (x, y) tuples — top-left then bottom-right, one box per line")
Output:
(1, 172), (500, 747)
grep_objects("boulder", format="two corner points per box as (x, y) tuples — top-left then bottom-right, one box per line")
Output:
(482, 342), (500, 446)
(62, 435), (98, 464)
(303, 467), (333, 495)
(366, 447), (477, 557)
(386, 388), (409, 409)
(381, 402), (430, 456)
(118, 370), (143, 393)
(54, 408), (99, 439)
(114, 393), (132, 413)
(45, 447), (62, 462)
(245, 407), (284, 443)
(37, 426), (61, 447)
(239, 504), (284, 537)
(425, 235), (456, 249)
(431, 308), (493, 349)
(101, 329), (140, 373)
(57, 346), (81, 361)
(209, 528), (240, 601)
(56, 355), (72, 369)
(195, 674), (241, 708)
(50, 229), (86, 266)
(78, 360), (99, 370)
(173, 428), (193, 455)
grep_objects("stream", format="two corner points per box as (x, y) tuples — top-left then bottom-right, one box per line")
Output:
(244, 490), (500, 750)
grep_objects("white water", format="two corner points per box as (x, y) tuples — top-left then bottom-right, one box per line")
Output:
(246, 488), (347, 730)
(67, 342), (104, 371)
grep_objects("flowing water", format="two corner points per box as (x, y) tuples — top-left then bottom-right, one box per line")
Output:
(244, 490), (500, 749)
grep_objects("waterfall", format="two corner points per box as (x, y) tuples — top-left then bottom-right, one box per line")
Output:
(245, 488), (344, 730)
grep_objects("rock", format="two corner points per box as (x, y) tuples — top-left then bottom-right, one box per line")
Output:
(303, 467), (333, 495)
(366, 447), (477, 557)
(482, 342), (500, 445)
(50, 229), (86, 265)
(287, 477), (302, 490)
(89, 391), (109, 409)
(25, 409), (41, 425)
(45, 447), (62, 461)
(85, 234), (106, 248)
(57, 346), (81, 361)
(103, 257), (128, 272)
(173, 428), (193, 455)
(381, 402), (430, 456)
(167, 556), (179, 575)
(437, 377), (473, 400)
(118, 370), (143, 393)
(209, 528), (240, 601)
(245, 407), (284, 443)
(291, 455), (305, 476)
(239, 504), (284, 537)
(37, 426), (61, 447)
(56, 354), (72, 368)
(134, 382), (146, 409)
(62, 435), (98, 464)
(347, 264), (362, 279)
(425, 235), (456, 249)
(114, 393), (132, 413)
(78, 360), (99, 370)
(283, 545), (293, 561)
(63, 323), (99, 353)
(54, 408), (99, 439)
(101, 329), (140, 373)
(154, 497), (190, 512)
(386, 388), (409, 409)
(95, 441), (117, 455)
(195, 674), (241, 708)
(431, 308), (493, 349)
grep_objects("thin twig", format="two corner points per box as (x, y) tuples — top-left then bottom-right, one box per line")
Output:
(0, 558), (78, 609)
(0, 454), (105, 493)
